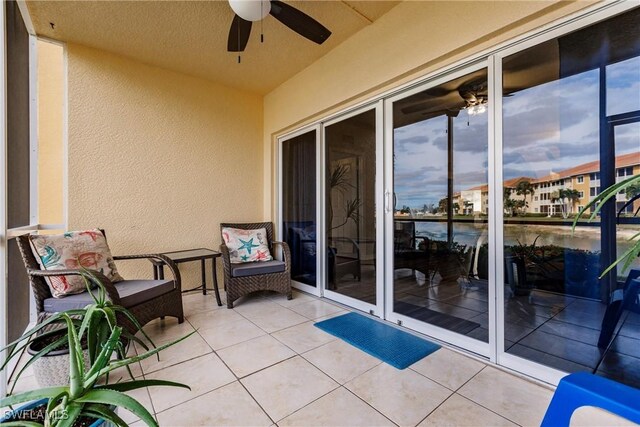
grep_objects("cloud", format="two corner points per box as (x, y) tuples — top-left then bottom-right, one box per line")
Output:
(502, 70), (599, 155)
(453, 119), (489, 154)
(395, 165), (442, 182)
(391, 62), (638, 207)
(454, 170), (488, 189)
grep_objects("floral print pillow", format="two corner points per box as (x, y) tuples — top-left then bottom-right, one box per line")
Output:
(29, 229), (124, 298)
(222, 227), (273, 263)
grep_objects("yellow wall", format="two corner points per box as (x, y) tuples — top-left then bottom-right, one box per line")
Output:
(38, 40), (64, 226)
(263, 0), (595, 219)
(66, 44), (263, 282)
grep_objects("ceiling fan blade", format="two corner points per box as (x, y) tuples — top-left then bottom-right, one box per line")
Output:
(269, 0), (331, 45)
(227, 14), (252, 52)
(424, 87), (453, 97)
(402, 102), (441, 115)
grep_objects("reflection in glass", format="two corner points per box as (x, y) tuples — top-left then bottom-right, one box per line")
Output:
(392, 68), (489, 342)
(502, 7), (640, 386)
(282, 131), (317, 287)
(325, 110), (376, 303)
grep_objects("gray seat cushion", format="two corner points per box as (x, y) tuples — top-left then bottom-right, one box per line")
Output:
(43, 279), (175, 312)
(231, 260), (286, 278)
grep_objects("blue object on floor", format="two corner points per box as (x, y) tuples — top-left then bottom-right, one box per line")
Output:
(314, 312), (440, 369)
(541, 372), (640, 426)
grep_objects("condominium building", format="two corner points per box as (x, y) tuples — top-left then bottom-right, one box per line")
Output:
(453, 177), (532, 215)
(454, 152), (640, 216)
(531, 152), (640, 216)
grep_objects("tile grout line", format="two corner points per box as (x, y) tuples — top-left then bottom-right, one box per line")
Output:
(271, 382), (341, 425)
(340, 385), (400, 427)
(147, 306), (239, 418)
(149, 300), (274, 421)
(454, 366), (526, 426)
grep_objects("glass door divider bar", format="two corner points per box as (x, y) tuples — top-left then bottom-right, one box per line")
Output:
(488, 53), (500, 364)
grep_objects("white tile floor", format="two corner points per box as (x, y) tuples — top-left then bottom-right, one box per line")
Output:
(7, 289), (637, 426)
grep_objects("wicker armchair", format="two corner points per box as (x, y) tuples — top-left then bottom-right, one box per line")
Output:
(16, 231), (184, 335)
(220, 222), (292, 308)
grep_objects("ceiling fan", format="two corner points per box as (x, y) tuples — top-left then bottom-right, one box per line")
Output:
(227, 0), (332, 54)
(401, 79), (490, 116)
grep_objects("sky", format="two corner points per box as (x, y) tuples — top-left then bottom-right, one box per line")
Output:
(393, 56), (640, 209)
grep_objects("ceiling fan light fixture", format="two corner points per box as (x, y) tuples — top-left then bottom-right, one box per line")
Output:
(466, 104), (487, 116)
(229, 0), (270, 22)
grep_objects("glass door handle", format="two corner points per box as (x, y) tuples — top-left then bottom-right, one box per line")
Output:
(384, 190), (391, 213)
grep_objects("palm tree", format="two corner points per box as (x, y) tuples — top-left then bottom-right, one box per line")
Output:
(515, 180), (535, 214)
(557, 188), (581, 218)
(504, 188), (515, 217)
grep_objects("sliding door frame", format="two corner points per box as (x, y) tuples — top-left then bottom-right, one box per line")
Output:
(321, 101), (385, 317)
(383, 59), (492, 358)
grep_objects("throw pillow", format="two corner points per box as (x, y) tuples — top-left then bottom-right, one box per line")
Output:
(29, 229), (124, 298)
(222, 227), (273, 263)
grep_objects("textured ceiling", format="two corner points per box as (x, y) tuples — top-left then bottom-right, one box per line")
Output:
(27, 0), (400, 94)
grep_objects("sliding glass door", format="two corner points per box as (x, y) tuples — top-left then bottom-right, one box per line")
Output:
(323, 103), (384, 315)
(384, 63), (491, 355)
(497, 6), (640, 385)
(279, 126), (320, 295)
(278, 3), (640, 386)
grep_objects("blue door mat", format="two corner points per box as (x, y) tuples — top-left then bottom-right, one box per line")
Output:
(314, 312), (440, 369)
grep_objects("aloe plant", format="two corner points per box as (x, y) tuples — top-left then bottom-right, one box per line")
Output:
(2, 314), (193, 426)
(2, 269), (156, 392)
(1, 269), (193, 426)
(572, 174), (640, 277)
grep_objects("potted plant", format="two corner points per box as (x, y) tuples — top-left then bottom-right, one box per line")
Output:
(432, 241), (468, 283)
(1, 270), (193, 426)
(4, 269), (157, 389)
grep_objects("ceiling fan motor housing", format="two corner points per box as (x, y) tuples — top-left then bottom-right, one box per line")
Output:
(229, 0), (270, 22)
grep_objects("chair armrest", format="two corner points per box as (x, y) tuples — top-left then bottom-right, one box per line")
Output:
(410, 236), (430, 251)
(271, 241), (291, 274)
(219, 244), (232, 280)
(26, 268), (122, 305)
(328, 237), (361, 258)
(113, 254), (182, 291)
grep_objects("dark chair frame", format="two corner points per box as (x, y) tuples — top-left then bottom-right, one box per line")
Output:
(328, 237), (361, 289)
(16, 231), (184, 334)
(394, 221), (432, 278)
(220, 222), (292, 308)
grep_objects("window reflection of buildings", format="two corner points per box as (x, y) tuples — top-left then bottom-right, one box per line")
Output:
(450, 152), (640, 216)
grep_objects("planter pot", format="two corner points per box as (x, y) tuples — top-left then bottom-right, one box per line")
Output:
(436, 253), (463, 283)
(505, 255), (533, 296)
(1, 398), (109, 426)
(27, 333), (90, 388)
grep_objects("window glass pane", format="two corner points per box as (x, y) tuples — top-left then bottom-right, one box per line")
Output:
(607, 57), (640, 117)
(282, 131), (317, 287)
(502, 7), (640, 386)
(325, 110), (377, 303)
(392, 68), (489, 342)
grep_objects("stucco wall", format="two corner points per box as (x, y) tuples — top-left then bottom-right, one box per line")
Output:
(263, 0), (597, 220)
(38, 40), (64, 226)
(66, 43), (263, 283)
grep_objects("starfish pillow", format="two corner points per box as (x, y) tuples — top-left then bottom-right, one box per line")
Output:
(222, 227), (273, 263)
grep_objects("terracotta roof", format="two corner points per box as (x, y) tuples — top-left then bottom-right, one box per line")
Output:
(533, 152), (640, 183)
(466, 176), (533, 193)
